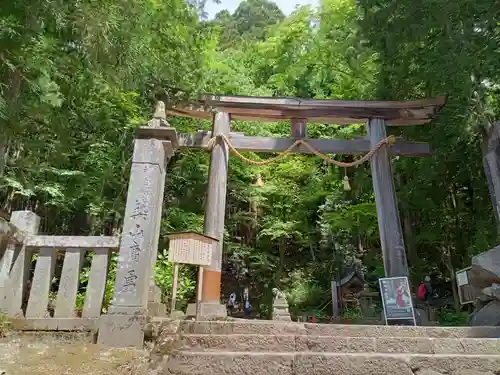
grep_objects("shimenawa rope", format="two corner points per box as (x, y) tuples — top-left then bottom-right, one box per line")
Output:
(207, 133), (396, 168)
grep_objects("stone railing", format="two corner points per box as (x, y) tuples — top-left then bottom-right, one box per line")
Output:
(0, 211), (119, 331)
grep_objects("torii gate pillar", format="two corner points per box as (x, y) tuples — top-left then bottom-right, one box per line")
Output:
(368, 118), (409, 277)
(187, 111), (229, 317)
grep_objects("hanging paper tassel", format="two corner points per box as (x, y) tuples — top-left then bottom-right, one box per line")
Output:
(343, 175), (351, 191)
(343, 168), (351, 191)
(253, 173), (265, 187)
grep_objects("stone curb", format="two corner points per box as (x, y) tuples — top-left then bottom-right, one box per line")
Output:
(164, 351), (500, 375)
(178, 334), (500, 355)
(171, 320), (500, 338)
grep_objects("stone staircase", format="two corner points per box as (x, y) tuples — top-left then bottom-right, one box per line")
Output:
(153, 320), (500, 375)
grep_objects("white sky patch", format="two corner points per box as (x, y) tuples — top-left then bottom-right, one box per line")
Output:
(205, 0), (320, 18)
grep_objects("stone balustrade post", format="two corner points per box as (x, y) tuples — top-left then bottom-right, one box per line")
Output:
(0, 211), (40, 316)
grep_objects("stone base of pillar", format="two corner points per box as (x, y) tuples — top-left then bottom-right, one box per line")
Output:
(186, 302), (227, 319)
(97, 308), (149, 347)
(170, 310), (185, 319)
(148, 283), (162, 303)
(272, 313), (292, 321)
(272, 306), (292, 321)
(147, 301), (167, 317)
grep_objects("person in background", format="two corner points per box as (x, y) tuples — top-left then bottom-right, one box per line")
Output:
(418, 275), (433, 302)
(423, 276), (433, 301)
(417, 275), (434, 321)
(243, 288), (251, 316)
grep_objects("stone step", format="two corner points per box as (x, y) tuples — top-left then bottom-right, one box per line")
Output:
(168, 320), (500, 338)
(179, 334), (500, 355)
(164, 351), (500, 375)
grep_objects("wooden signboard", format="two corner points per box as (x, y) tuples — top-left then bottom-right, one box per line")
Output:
(379, 276), (416, 326)
(167, 232), (215, 266)
(167, 232), (218, 320)
(456, 267), (477, 305)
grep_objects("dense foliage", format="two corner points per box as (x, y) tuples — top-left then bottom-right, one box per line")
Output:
(1, 0), (499, 319)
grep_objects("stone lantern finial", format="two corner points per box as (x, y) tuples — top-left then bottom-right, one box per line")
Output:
(148, 101), (168, 128)
(154, 101), (166, 120)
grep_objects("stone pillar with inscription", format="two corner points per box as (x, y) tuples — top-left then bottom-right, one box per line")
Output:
(98, 102), (177, 348)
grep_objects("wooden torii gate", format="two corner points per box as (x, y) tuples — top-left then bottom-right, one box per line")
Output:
(167, 94), (445, 315)
(99, 94), (444, 347)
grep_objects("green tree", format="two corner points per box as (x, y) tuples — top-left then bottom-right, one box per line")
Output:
(3, 0), (498, 320)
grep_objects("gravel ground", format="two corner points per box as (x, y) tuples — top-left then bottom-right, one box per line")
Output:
(0, 335), (151, 375)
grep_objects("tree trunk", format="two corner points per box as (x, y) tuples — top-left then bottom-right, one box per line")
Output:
(0, 136), (7, 177)
(442, 246), (460, 311)
(0, 69), (23, 178)
(481, 122), (500, 228)
(403, 207), (419, 288)
(309, 243), (316, 262)
(276, 238), (285, 287)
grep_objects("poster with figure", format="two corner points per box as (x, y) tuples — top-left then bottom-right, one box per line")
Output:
(379, 277), (416, 325)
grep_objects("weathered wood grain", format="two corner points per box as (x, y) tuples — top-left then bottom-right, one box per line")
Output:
(177, 131), (431, 156)
(198, 94), (446, 109)
(167, 94), (445, 125)
(202, 112), (230, 302)
(369, 118), (409, 277)
(168, 107), (434, 126)
(291, 118), (307, 138)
